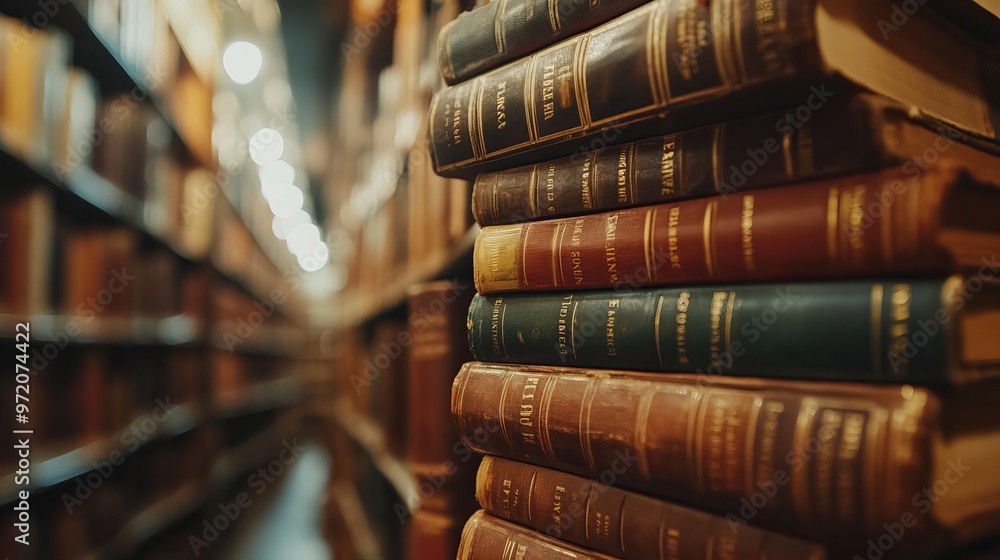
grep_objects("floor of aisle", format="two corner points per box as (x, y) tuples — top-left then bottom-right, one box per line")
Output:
(226, 442), (332, 560)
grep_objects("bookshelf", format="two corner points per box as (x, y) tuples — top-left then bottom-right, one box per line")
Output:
(0, 1), (310, 557)
(313, 0), (480, 557)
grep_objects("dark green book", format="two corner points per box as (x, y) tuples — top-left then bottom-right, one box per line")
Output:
(467, 275), (1000, 384)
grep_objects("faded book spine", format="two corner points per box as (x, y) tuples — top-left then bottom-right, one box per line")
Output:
(470, 96), (885, 226)
(476, 456), (826, 560)
(472, 167), (955, 294)
(458, 510), (618, 559)
(452, 362), (937, 545)
(467, 278), (958, 382)
(438, 0), (653, 85)
(430, 0), (819, 176)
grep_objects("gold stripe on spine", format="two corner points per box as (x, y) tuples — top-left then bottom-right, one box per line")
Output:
(871, 283), (884, 378)
(522, 223), (532, 289)
(649, 207), (659, 283)
(547, 0), (561, 33)
(643, 209), (655, 279)
(499, 300), (509, 359)
(745, 397), (764, 496)
(570, 301), (580, 359)
(497, 371), (515, 451)
(539, 375), (559, 463)
(551, 222), (563, 286)
(702, 201), (718, 278)
(584, 483), (595, 541)
(781, 128), (794, 179)
(645, 2), (661, 105)
(692, 388), (710, 492)
(634, 385), (656, 484)
(455, 365), (472, 450)
(628, 142), (639, 202)
(579, 377), (599, 472)
(724, 291), (736, 359)
(654, 295), (665, 367)
(471, 80), (486, 159)
(730, 0), (748, 84)
(495, 0), (509, 53)
(524, 53), (540, 142)
(652, 1), (669, 102)
(711, 125), (723, 193)
(617, 496), (628, 554)
(791, 399), (820, 534)
(528, 166), (539, 219)
(827, 187), (840, 266)
(574, 35), (592, 127)
(587, 151), (599, 210)
(940, 275), (963, 382)
(686, 387), (703, 490)
(526, 467), (538, 522)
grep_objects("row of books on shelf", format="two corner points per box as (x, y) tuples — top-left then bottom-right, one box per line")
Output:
(404, 0), (1000, 558)
(329, 0), (477, 305)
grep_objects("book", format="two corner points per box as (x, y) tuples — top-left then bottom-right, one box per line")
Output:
(466, 276), (1000, 384)
(452, 362), (1000, 552)
(458, 510), (618, 559)
(476, 456), (825, 559)
(472, 165), (1000, 294)
(407, 280), (477, 466)
(428, 0), (1000, 177)
(437, 0), (652, 85)
(0, 188), (54, 314)
(470, 93), (1000, 226)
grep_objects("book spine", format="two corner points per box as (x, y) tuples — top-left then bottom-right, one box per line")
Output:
(476, 456), (827, 560)
(452, 363), (937, 545)
(458, 510), (618, 559)
(467, 278), (957, 382)
(430, 0), (815, 175)
(470, 98), (883, 226)
(437, 0), (654, 86)
(407, 281), (476, 466)
(472, 167), (952, 294)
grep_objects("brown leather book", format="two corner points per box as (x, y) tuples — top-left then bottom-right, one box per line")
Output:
(428, 0), (1000, 178)
(373, 320), (410, 458)
(470, 93), (1000, 227)
(407, 280), (476, 467)
(0, 188), (54, 314)
(458, 510), (618, 559)
(473, 163), (1000, 294)
(452, 362), (1000, 554)
(477, 456), (825, 560)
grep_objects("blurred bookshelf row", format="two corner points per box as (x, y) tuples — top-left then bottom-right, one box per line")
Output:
(0, 0), (321, 558)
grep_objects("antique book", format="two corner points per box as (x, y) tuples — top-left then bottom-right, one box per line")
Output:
(452, 362), (1000, 552)
(470, 94), (1000, 226)
(477, 456), (825, 559)
(0, 188), (54, 314)
(472, 165), (1000, 294)
(407, 280), (476, 466)
(428, 0), (1000, 177)
(459, 510), (617, 559)
(466, 276), (1000, 384)
(437, 0), (652, 85)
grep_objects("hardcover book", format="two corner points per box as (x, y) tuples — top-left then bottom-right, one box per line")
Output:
(428, 0), (1000, 177)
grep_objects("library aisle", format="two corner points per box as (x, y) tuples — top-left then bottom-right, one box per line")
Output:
(4, 0), (1000, 559)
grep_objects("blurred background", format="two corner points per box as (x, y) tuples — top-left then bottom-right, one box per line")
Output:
(0, 0), (477, 557)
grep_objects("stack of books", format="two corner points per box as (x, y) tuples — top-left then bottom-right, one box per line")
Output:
(427, 0), (1000, 558)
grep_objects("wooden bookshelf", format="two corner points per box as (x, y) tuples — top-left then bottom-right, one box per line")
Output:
(0, 2), (314, 557)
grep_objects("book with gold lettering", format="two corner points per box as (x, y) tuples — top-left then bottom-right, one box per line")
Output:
(470, 93), (1000, 227)
(472, 165), (1000, 295)
(429, 0), (1000, 178)
(475, 455), (826, 559)
(452, 362), (1000, 555)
